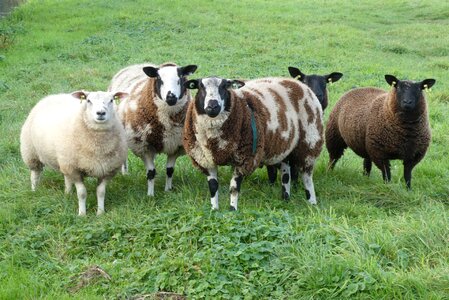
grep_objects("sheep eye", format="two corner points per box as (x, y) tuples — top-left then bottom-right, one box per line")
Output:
(87, 99), (91, 104)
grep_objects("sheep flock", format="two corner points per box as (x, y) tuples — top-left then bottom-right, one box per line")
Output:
(20, 63), (436, 215)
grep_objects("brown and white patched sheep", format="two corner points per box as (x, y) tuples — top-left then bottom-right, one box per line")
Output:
(108, 62), (197, 196)
(267, 66), (343, 185)
(325, 75), (436, 189)
(183, 77), (324, 210)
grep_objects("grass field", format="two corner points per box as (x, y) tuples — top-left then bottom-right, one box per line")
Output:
(1, 0), (448, 299)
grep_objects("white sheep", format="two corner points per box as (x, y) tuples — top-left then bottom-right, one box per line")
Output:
(20, 91), (128, 215)
(108, 62), (197, 196)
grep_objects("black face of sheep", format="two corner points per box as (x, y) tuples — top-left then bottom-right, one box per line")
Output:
(143, 64), (198, 106)
(385, 75), (436, 113)
(288, 66), (343, 110)
(185, 77), (245, 118)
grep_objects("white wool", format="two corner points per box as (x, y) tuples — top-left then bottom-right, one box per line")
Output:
(20, 92), (128, 215)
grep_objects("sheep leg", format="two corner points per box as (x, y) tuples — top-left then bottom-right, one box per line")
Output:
(280, 162), (291, 200)
(121, 158), (128, 175)
(165, 154), (177, 191)
(96, 178), (108, 215)
(144, 152), (156, 196)
(229, 169), (243, 211)
(30, 169), (42, 191)
(326, 130), (347, 170)
(64, 175), (73, 194)
(301, 171), (317, 205)
(403, 161), (414, 190)
(207, 168), (219, 210)
(267, 165), (277, 184)
(363, 158), (372, 176)
(74, 181), (87, 216)
(290, 164), (299, 186)
(379, 160), (391, 183)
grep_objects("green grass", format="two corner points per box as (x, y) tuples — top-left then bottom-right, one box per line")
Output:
(1, 0), (448, 298)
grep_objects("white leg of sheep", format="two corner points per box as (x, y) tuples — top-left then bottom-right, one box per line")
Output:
(64, 176), (73, 194)
(74, 181), (87, 216)
(280, 162), (291, 200)
(96, 178), (108, 215)
(301, 172), (317, 205)
(30, 169), (42, 192)
(229, 169), (243, 211)
(207, 168), (219, 210)
(165, 154), (177, 191)
(144, 152), (156, 196)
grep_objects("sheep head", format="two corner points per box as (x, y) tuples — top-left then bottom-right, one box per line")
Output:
(185, 77), (245, 118)
(143, 64), (197, 106)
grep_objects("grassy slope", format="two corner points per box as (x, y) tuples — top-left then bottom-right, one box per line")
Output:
(0, 0), (448, 298)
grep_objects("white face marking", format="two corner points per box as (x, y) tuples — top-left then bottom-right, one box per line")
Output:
(85, 92), (115, 123)
(158, 66), (181, 100)
(202, 77), (225, 113)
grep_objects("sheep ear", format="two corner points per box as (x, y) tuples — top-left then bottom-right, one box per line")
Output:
(226, 80), (245, 89)
(288, 67), (305, 82)
(143, 66), (159, 78)
(71, 91), (88, 100)
(326, 72), (343, 83)
(385, 75), (399, 87)
(113, 92), (129, 102)
(421, 79), (436, 90)
(184, 79), (199, 90)
(180, 65), (198, 76)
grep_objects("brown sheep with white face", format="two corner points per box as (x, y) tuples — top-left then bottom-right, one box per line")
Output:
(183, 76), (324, 210)
(108, 62), (197, 196)
(325, 75), (436, 189)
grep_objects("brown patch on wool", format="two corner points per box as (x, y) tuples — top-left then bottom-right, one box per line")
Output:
(268, 88), (288, 132)
(303, 99), (315, 124)
(122, 79), (165, 153)
(289, 107), (324, 174)
(160, 62), (177, 67)
(280, 79), (304, 113)
(170, 104), (188, 125)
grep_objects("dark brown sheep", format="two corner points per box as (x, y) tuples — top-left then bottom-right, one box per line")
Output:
(325, 75), (436, 189)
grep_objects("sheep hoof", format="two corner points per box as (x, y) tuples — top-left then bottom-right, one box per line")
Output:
(229, 206), (236, 211)
(282, 192), (290, 201)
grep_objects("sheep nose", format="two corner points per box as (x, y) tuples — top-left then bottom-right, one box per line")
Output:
(166, 92), (178, 105)
(96, 111), (106, 117)
(207, 100), (219, 109)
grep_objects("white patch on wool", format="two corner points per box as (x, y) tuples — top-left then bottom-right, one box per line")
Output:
(188, 112), (231, 169)
(158, 66), (181, 100)
(202, 77), (226, 113)
(304, 155), (316, 168)
(298, 95), (323, 149)
(109, 64), (152, 94)
(236, 78), (301, 164)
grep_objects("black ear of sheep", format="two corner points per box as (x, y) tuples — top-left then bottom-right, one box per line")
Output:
(385, 75), (399, 87)
(180, 65), (198, 76)
(421, 79), (436, 90)
(326, 72), (343, 83)
(288, 67), (306, 82)
(184, 79), (200, 90)
(143, 66), (159, 78)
